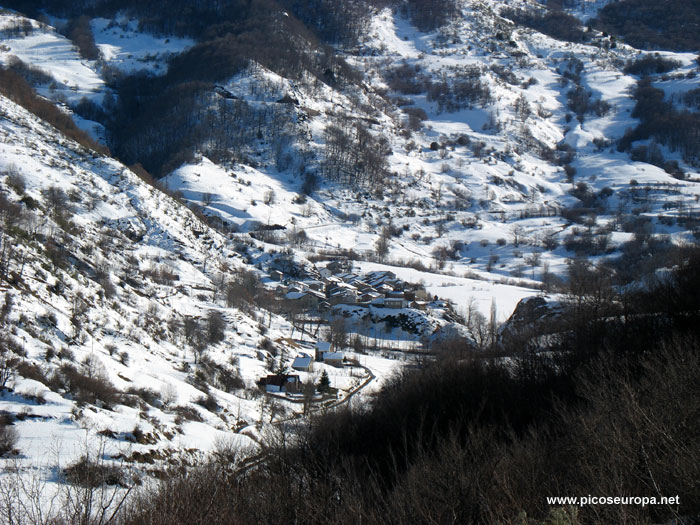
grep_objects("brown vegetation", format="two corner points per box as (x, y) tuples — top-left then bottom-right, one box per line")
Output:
(116, 249), (700, 524)
(0, 67), (109, 156)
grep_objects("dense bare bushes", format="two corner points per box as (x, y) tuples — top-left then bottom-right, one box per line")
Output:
(619, 78), (700, 165)
(321, 120), (391, 189)
(400, 0), (460, 31)
(280, 0), (370, 45)
(595, 0), (700, 51)
(386, 63), (491, 113)
(53, 362), (120, 409)
(502, 7), (587, 43)
(117, 250), (700, 525)
(5, 56), (53, 85)
(382, 337), (699, 524)
(426, 65), (492, 112)
(0, 414), (18, 457)
(63, 455), (127, 488)
(624, 55), (682, 76)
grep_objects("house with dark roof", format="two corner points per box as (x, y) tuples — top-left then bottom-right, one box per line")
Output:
(261, 374), (301, 394)
(284, 289), (325, 309)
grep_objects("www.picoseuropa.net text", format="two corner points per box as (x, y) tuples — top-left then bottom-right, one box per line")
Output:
(546, 495), (680, 507)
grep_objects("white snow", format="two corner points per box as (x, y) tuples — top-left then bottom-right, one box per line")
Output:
(92, 16), (193, 75)
(0, 12), (105, 104)
(1, 2), (700, 517)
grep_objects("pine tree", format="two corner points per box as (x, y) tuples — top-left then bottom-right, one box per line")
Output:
(318, 370), (331, 393)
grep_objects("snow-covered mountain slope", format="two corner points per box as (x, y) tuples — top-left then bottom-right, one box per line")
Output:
(163, 3), (700, 297)
(0, 10), (105, 105)
(0, 89), (366, 500)
(1, 0), (700, 513)
(0, 93), (243, 422)
(0, 73), (444, 505)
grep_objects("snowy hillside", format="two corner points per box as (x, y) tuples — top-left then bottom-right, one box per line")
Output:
(0, 0), (699, 518)
(165, 3), (700, 292)
(0, 11), (105, 103)
(0, 90), (409, 508)
(0, 90), (251, 475)
(91, 16), (193, 75)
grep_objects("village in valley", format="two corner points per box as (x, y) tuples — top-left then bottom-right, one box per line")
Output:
(0, 0), (698, 519)
(257, 261), (458, 409)
(275, 263), (431, 311)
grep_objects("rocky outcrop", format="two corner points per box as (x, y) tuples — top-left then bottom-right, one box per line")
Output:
(498, 295), (564, 348)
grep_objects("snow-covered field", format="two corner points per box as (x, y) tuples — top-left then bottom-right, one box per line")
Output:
(92, 16), (193, 75)
(0, 12), (105, 104)
(355, 261), (538, 322)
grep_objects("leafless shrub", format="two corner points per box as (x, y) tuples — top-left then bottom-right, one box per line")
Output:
(126, 387), (162, 408)
(141, 264), (178, 285)
(263, 189), (276, 205)
(173, 405), (203, 423)
(0, 415), (18, 456)
(62, 455), (127, 488)
(194, 393), (220, 412)
(57, 363), (120, 408)
(0, 335), (21, 390)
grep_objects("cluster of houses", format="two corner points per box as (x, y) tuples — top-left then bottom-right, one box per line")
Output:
(260, 341), (345, 394)
(276, 263), (433, 311)
(260, 262), (437, 396)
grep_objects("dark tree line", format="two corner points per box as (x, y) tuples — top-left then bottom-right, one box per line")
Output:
(623, 55), (682, 76)
(399, 0), (460, 32)
(3, 0), (374, 44)
(107, 78), (212, 174)
(594, 0), (700, 51)
(501, 6), (587, 43)
(3, 0), (279, 38)
(63, 15), (100, 60)
(619, 78), (700, 167)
